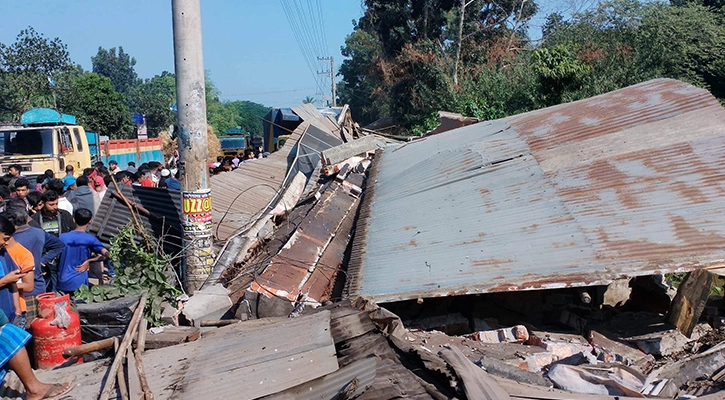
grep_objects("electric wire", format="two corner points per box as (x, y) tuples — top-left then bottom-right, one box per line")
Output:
(281, 0), (327, 96)
(280, 0), (331, 101)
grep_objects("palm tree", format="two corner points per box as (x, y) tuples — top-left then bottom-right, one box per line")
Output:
(302, 96), (315, 104)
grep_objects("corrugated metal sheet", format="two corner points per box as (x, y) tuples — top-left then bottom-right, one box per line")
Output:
(0, 310), (338, 400)
(212, 104), (343, 242)
(141, 310), (338, 399)
(250, 177), (360, 306)
(347, 79), (725, 303)
(90, 185), (183, 254)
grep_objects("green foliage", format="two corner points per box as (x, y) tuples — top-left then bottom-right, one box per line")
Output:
(205, 76), (270, 136)
(91, 46), (139, 96)
(56, 72), (134, 138)
(339, 0), (725, 133)
(127, 71), (177, 137)
(532, 45), (592, 105)
(339, 0), (539, 131)
(0, 27), (72, 121)
(74, 223), (181, 326)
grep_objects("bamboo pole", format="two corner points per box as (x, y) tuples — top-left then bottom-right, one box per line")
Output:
(113, 338), (130, 400)
(98, 293), (148, 400)
(63, 337), (118, 358)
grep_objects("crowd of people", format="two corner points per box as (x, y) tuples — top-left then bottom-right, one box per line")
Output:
(0, 147), (272, 396)
(209, 146), (268, 175)
(0, 156), (186, 397)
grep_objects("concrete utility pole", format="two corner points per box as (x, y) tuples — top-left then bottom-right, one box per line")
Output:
(330, 57), (336, 107)
(317, 56), (336, 107)
(172, 0), (213, 293)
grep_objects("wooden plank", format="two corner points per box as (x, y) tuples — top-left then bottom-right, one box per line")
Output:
(439, 345), (511, 400)
(144, 326), (200, 350)
(667, 269), (715, 337)
(126, 348), (143, 400)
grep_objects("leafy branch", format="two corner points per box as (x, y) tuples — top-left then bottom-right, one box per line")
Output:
(75, 223), (181, 326)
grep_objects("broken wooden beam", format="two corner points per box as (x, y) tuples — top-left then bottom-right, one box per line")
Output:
(63, 336), (119, 358)
(98, 293), (148, 400)
(667, 269), (715, 337)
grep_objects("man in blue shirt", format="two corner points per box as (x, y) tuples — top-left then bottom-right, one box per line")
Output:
(57, 208), (108, 295)
(61, 165), (76, 192)
(165, 170), (182, 191)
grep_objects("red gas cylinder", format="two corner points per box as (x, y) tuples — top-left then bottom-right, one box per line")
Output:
(30, 293), (82, 369)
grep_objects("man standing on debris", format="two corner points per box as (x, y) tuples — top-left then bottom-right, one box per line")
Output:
(56, 208), (108, 295)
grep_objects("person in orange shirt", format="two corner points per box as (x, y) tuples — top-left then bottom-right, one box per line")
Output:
(4, 238), (34, 328)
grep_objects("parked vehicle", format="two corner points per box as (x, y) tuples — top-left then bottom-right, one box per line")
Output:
(218, 135), (247, 157)
(0, 108), (164, 177)
(0, 108), (95, 176)
(90, 135), (164, 167)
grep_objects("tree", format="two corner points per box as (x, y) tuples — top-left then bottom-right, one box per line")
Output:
(91, 46), (139, 96)
(302, 96), (316, 104)
(0, 27), (72, 120)
(127, 71), (177, 136)
(338, 0), (540, 131)
(57, 72), (134, 139)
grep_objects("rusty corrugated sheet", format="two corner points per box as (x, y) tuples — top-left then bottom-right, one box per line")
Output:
(347, 79), (725, 303)
(250, 177), (360, 306)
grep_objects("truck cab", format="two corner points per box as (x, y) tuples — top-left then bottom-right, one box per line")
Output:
(0, 108), (97, 177)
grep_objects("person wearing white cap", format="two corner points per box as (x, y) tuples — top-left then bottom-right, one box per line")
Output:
(158, 169), (171, 189)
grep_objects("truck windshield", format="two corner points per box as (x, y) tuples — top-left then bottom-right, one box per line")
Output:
(0, 129), (54, 155)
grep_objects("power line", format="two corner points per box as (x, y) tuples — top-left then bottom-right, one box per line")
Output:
(279, 0), (332, 104)
(280, 0), (326, 95)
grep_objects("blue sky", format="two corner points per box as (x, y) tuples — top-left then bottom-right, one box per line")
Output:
(0, 1), (561, 108)
(0, 1), (363, 107)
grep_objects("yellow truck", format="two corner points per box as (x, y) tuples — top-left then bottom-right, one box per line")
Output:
(0, 108), (97, 177)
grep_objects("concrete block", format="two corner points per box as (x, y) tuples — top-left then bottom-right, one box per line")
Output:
(588, 330), (654, 372)
(321, 135), (380, 166)
(518, 351), (555, 372)
(181, 284), (233, 326)
(603, 278), (632, 307)
(160, 301), (179, 326)
(467, 325), (529, 344)
(540, 341), (593, 360)
(626, 329), (689, 357)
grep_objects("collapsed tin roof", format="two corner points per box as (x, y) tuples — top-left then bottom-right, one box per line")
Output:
(346, 79), (725, 303)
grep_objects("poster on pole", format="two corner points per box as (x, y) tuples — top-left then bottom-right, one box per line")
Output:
(182, 189), (213, 234)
